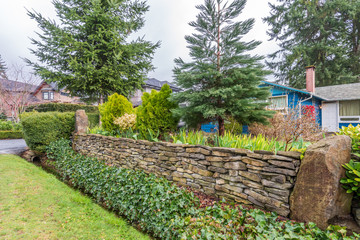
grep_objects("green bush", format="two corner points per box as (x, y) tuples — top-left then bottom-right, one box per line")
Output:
(21, 112), (75, 153)
(25, 103), (99, 113)
(0, 120), (22, 131)
(99, 93), (134, 132)
(136, 84), (179, 135)
(341, 159), (360, 199)
(0, 120), (14, 131)
(47, 139), (359, 240)
(337, 124), (360, 153)
(0, 131), (23, 139)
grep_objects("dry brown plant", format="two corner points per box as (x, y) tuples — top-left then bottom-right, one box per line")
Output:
(249, 106), (324, 146)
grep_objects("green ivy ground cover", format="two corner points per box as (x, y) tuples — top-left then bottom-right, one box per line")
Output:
(47, 139), (359, 240)
(0, 154), (150, 240)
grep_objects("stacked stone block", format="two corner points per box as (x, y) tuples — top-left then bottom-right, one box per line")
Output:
(73, 134), (301, 217)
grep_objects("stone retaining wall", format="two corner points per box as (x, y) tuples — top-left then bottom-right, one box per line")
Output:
(73, 133), (302, 216)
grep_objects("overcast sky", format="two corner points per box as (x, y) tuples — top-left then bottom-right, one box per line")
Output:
(0, 0), (278, 82)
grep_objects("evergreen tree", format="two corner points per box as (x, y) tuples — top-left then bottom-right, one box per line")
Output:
(173, 0), (273, 136)
(26, 0), (159, 103)
(264, 0), (360, 88)
(0, 54), (7, 79)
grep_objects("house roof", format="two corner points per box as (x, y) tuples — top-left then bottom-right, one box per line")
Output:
(0, 78), (37, 92)
(314, 82), (360, 101)
(261, 81), (326, 101)
(145, 78), (182, 92)
(32, 81), (66, 95)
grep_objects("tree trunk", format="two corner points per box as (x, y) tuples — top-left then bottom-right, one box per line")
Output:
(98, 94), (104, 126)
(197, 122), (202, 131)
(218, 116), (225, 136)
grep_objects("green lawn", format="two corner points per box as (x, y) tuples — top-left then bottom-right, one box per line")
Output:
(0, 154), (150, 240)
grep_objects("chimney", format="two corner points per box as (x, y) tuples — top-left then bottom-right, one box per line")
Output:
(305, 65), (315, 94)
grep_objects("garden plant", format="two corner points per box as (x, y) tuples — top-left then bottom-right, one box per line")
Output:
(46, 139), (359, 239)
(338, 124), (360, 200)
(0, 119), (23, 139)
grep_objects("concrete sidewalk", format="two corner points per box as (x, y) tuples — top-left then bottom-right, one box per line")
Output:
(0, 139), (27, 154)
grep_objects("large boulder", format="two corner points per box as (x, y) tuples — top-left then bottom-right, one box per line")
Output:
(289, 135), (353, 229)
(75, 110), (88, 134)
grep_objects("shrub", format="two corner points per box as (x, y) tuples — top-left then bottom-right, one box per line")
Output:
(341, 159), (360, 199)
(337, 124), (360, 153)
(21, 112), (75, 153)
(25, 103), (99, 113)
(99, 93), (134, 132)
(0, 131), (23, 139)
(0, 120), (22, 131)
(47, 139), (358, 240)
(249, 107), (324, 147)
(0, 120), (14, 131)
(114, 113), (136, 131)
(136, 84), (179, 135)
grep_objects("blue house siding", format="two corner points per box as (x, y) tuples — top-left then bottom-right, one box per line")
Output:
(201, 122), (218, 133)
(201, 81), (324, 133)
(266, 85), (322, 126)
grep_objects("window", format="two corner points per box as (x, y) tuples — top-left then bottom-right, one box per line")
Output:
(339, 100), (360, 122)
(267, 96), (287, 112)
(43, 91), (54, 100)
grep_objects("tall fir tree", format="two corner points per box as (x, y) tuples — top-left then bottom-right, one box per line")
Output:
(339, 0), (360, 78)
(173, 0), (273, 136)
(264, 0), (360, 88)
(0, 54), (7, 79)
(26, 0), (159, 103)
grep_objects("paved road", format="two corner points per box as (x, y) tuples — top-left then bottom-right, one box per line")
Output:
(0, 139), (27, 154)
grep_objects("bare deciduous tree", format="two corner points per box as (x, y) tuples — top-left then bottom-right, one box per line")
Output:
(0, 64), (39, 122)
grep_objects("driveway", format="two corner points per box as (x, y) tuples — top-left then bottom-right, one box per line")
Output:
(0, 139), (27, 154)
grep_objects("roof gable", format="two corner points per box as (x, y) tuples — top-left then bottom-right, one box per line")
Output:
(261, 81), (326, 101)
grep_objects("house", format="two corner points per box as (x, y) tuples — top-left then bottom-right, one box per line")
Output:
(258, 66), (360, 132)
(316, 83), (360, 131)
(0, 78), (82, 119)
(203, 66), (360, 133)
(261, 66), (325, 127)
(31, 81), (82, 104)
(130, 78), (182, 107)
(0, 78), (37, 119)
(264, 66), (360, 132)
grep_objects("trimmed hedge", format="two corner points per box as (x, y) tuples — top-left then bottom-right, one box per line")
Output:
(0, 120), (22, 131)
(26, 103), (98, 113)
(0, 131), (23, 139)
(21, 112), (75, 153)
(47, 139), (359, 240)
